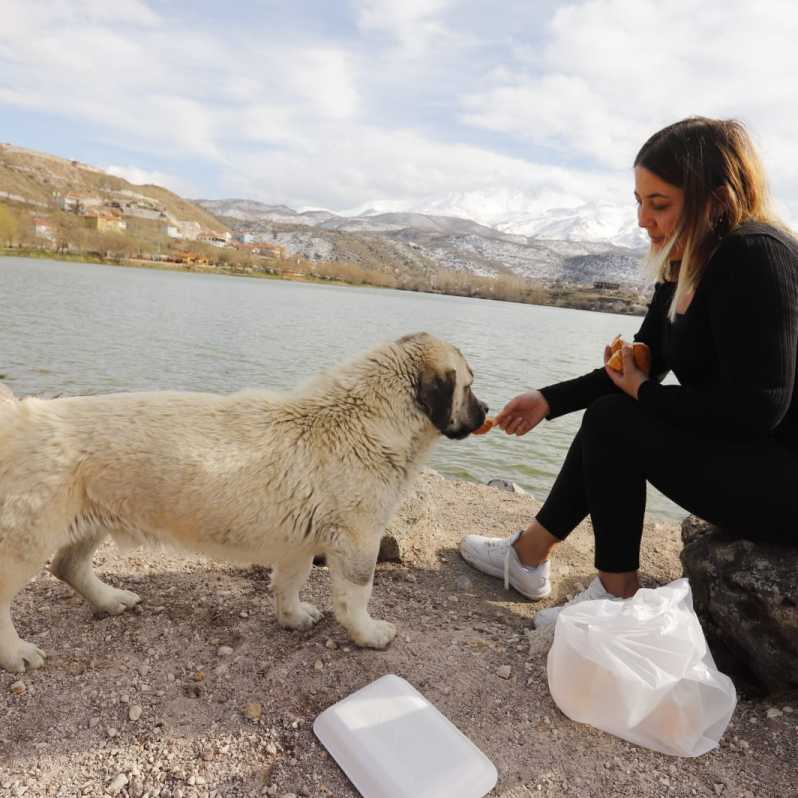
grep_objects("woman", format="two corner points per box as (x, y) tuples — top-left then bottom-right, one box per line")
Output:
(460, 116), (798, 628)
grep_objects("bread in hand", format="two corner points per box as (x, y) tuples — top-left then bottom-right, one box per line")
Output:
(472, 416), (496, 435)
(606, 337), (651, 375)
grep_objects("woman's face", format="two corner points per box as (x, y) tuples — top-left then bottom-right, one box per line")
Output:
(634, 165), (685, 258)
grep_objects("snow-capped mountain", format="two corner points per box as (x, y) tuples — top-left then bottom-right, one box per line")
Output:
(201, 195), (646, 248)
(196, 195), (650, 289)
(339, 191), (647, 249)
(493, 204), (647, 249)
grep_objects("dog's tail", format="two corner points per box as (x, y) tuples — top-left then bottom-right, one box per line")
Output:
(0, 383), (16, 405)
(0, 383), (20, 447)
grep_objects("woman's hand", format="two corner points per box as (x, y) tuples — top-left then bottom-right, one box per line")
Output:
(494, 390), (550, 436)
(605, 344), (648, 399)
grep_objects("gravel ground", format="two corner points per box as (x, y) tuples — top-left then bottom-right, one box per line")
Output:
(2, 472), (796, 798)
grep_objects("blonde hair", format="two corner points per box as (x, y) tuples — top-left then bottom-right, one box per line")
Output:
(635, 117), (781, 319)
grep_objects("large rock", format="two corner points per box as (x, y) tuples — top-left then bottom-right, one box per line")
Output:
(680, 515), (798, 691)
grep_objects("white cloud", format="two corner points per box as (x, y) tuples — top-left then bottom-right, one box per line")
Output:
(355, 0), (457, 52)
(289, 49), (360, 120)
(219, 123), (628, 213)
(1, 0), (797, 226)
(105, 165), (197, 197)
(462, 0), (798, 208)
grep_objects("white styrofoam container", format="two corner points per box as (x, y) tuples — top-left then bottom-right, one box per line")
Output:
(313, 674), (498, 798)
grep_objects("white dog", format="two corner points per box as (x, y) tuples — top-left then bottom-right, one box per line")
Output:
(0, 333), (488, 673)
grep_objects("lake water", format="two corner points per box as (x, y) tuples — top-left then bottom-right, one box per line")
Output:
(0, 256), (684, 523)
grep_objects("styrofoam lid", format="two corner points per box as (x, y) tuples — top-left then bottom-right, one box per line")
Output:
(313, 674), (498, 798)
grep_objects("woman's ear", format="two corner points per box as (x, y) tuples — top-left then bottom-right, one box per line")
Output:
(709, 185), (733, 230)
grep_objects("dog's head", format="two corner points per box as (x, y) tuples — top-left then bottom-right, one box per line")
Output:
(399, 332), (488, 439)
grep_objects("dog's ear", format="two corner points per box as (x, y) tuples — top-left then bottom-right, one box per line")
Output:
(397, 331), (432, 346)
(417, 366), (456, 433)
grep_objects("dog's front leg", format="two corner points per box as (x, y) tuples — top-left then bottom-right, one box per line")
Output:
(328, 538), (396, 649)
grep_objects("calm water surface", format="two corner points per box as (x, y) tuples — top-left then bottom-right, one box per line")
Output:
(0, 256), (684, 522)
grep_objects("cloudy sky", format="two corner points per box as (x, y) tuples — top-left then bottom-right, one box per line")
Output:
(3, 0), (798, 225)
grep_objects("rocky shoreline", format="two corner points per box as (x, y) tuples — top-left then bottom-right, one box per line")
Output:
(2, 470), (796, 798)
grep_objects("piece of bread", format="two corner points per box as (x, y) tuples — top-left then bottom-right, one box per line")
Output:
(606, 338), (651, 375)
(472, 416), (496, 435)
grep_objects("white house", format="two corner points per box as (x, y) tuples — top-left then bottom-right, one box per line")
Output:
(33, 217), (55, 242)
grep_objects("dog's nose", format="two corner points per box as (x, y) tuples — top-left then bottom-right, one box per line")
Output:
(479, 401), (489, 414)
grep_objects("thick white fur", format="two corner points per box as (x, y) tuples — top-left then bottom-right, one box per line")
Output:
(0, 333), (485, 672)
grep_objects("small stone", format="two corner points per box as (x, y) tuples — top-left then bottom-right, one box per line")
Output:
(314, 659), (324, 671)
(129, 704), (143, 722)
(713, 783), (724, 796)
(106, 727), (118, 738)
(88, 717), (100, 729)
(766, 707), (783, 719)
(403, 572), (417, 583)
(455, 576), (473, 591)
(9, 681), (25, 695)
(119, 693), (130, 704)
(496, 665), (512, 679)
(193, 671), (205, 682)
(107, 773), (128, 796)
(244, 702), (263, 722)
(240, 610), (249, 618)
(217, 645), (234, 657)
(325, 639), (338, 650)
(185, 682), (203, 698)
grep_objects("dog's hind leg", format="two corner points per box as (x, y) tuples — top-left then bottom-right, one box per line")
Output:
(50, 529), (141, 616)
(271, 551), (323, 630)
(0, 545), (50, 673)
(327, 538), (396, 649)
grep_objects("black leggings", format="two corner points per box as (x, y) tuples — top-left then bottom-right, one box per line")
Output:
(536, 394), (798, 572)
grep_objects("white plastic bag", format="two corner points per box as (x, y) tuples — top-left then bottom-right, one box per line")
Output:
(547, 578), (736, 757)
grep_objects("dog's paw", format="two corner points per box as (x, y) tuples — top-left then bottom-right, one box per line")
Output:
(92, 587), (142, 617)
(278, 602), (323, 630)
(0, 639), (46, 673)
(352, 619), (397, 650)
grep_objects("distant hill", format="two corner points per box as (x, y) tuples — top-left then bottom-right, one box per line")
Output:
(196, 198), (648, 288)
(0, 143), (228, 235)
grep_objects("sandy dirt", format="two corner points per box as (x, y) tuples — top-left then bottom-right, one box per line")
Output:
(2, 471), (796, 798)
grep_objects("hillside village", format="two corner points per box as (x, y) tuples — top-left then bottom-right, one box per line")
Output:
(0, 144), (290, 269)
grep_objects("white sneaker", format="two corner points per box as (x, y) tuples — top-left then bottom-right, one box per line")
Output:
(533, 576), (618, 629)
(459, 530), (551, 600)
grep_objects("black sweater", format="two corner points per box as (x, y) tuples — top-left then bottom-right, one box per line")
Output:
(540, 222), (798, 447)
